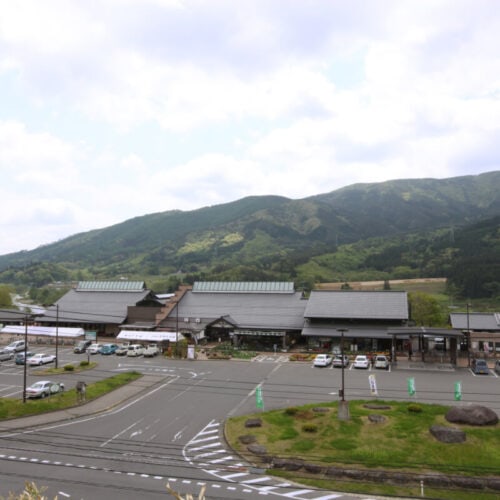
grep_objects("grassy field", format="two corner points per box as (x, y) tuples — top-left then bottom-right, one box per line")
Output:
(226, 399), (500, 499)
(0, 371), (142, 420)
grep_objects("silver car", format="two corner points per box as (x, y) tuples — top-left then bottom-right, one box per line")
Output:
(0, 349), (14, 361)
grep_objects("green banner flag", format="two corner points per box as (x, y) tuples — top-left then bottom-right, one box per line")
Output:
(454, 381), (462, 401)
(256, 386), (264, 409)
(407, 377), (416, 397)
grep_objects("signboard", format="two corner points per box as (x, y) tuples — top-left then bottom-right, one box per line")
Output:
(85, 331), (97, 341)
(255, 386), (264, 409)
(454, 381), (462, 401)
(407, 377), (416, 397)
(369, 374), (378, 396)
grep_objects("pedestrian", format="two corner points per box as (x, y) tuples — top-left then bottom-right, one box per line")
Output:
(76, 381), (87, 403)
(273, 344), (277, 354)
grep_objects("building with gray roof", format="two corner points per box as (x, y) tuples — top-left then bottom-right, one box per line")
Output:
(302, 290), (409, 352)
(38, 281), (163, 337)
(157, 282), (307, 349)
(450, 312), (500, 356)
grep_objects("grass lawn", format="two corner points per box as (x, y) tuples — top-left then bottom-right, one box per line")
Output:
(226, 400), (500, 499)
(0, 371), (142, 420)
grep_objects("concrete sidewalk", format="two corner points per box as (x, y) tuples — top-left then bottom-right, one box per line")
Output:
(0, 374), (165, 432)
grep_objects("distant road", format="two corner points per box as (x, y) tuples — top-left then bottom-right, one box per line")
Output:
(11, 295), (45, 315)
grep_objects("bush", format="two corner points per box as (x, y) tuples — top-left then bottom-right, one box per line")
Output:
(302, 423), (318, 433)
(63, 364), (74, 371)
(284, 407), (299, 416)
(407, 403), (423, 413)
(79, 360), (89, 367)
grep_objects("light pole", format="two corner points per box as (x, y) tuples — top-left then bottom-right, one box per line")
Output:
(55, 304), (59, 369)
(337, 328), (347, 401)
(337, 328), (349, 420)
(23, 314), (29, 403)
(466, 303), (471, 367)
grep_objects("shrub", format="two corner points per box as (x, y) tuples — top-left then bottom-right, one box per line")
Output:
(407, 403), (423, 413)
(79, 360), (89, 367)
(284, 407), (299, 416)
(63, 364), (75, 371)
(302, 423), (318, 433)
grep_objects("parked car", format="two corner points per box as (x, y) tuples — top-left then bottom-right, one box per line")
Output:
(5, 340), (27, 353)
(27, 353), (57, 366)
(471, 358), (489, 375)
(74, 340), (92, 354)
(353, 355), (370, 369)
(313, 354), (333, 367)
(115, 343), (130, 356)
(126, 344), (144, 357)
(332, 355), (349, 368)
(15, 351), (35, 365)
(0, 349), (14, 361)
(143, 343), (160, 357)
(374, 355), (390, 370)
(88, 343), (103, 355)
(26, 380), (65, 399)
(100, 343), (118, 355)
(495, 359), (500, 375)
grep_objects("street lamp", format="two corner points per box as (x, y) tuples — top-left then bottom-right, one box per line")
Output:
(55, 304), (59, 369)
(466, 303), (471, 368)
(22, 314), (28, 403)
(337, 328), (347, 402)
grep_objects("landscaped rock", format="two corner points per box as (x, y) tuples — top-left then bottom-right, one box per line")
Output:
(247, 443), (267, 455)
(363, 404), (391, 410)
(312, 407), (330, 413)
(445, 405), (499, 426)
(239, 434), (257, 444)
(304, 463), (323, 474)
(368, 414), (387, 424)
(245, 418), (263, 428)
(429, 425), (466, 443)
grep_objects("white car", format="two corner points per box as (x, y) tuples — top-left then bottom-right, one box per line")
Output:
(27, 353), (57, 366)
(88, 343), (103, 354)
(5, 340), (27, 353)
(353, 355), (370, 369)
(313, 354), (333, 367)
(126, 344), (145, 357)
(374, 355), (390, 369)
(26, 380), (65, 398)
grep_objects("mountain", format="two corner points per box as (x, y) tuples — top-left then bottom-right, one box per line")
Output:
(0, 171), (499, 298)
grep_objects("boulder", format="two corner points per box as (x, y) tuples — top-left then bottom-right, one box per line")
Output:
(445, 405), (499, 426)
(238, 434), (257, 444)
(368, 414), (387, 424)
(429, 425), (466, 443)
(245, 418), (263, 428)
(247, 443), (267, 455)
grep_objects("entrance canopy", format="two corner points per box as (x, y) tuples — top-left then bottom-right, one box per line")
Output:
(117, 330), (185, 342)
(1, 325), (85, 338)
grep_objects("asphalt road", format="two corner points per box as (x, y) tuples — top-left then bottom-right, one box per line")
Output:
(0, 347), (499, 499)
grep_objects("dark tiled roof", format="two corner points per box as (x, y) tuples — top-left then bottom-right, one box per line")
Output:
(305, 290), (409, 320)
(175, 291), (306, 330)
(449, 312), (500, 331)
(39, 289), (151, 324)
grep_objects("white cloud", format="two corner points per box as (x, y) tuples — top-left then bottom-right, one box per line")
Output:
(0, 0), (498, 255)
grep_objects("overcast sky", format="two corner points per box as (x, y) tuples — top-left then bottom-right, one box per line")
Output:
(1, 1), (499, 256)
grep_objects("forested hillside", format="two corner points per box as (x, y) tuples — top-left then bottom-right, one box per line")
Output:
(0, 172), (498, 302)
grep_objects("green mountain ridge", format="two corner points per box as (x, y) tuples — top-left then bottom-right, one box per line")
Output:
(0, 172), (499, 300)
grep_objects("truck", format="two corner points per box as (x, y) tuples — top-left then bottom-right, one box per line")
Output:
(143, 343), (160, 357)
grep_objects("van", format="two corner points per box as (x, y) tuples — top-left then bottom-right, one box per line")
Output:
(74, 340), (92, 353)
(126, 344), (144, 357)
(5, 340), (26, 353)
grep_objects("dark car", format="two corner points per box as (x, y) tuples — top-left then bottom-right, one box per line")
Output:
(74, 340), (92, 354)
(471, 358), (489, 375)
(100, 343), (118, 355)
(15, 351), (35, 365)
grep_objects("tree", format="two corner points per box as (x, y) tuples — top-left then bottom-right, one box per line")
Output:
(0, 285), (13, 308)
(409, 291), (445, 327)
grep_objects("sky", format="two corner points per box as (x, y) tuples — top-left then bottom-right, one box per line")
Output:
(1, 0), (499, 256)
